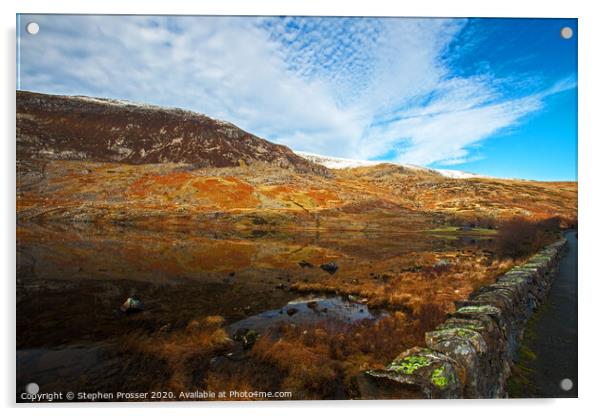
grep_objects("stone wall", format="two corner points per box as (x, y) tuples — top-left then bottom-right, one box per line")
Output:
(357, 238), (568, 399)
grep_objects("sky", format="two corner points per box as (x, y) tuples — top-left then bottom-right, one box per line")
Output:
(17, 15), (577, 181)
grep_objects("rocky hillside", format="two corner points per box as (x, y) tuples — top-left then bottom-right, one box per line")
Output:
(16, 91), (577, 230)
(16, 90), (329, 176)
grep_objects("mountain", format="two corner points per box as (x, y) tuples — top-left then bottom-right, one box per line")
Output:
(16, 91), (577, 230)
(16, 90), (330, 176)
(294, 151), (487, 179)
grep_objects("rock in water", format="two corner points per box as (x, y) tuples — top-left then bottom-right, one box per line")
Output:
(120, 297), (144, 313)
(242, 330), (258, 349)
(320, 262), (339, 274)
(233, 328), (258, 349)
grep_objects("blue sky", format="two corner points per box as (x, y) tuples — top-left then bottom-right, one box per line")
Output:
(17, 15), (577, 180)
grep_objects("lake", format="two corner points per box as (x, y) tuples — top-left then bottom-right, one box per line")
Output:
(17, 222), (498, 400)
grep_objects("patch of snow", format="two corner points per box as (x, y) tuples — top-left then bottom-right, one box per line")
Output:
(434, 169), (485, 179)
(294, 151), (383, 169)
(295, 151), (489, 179)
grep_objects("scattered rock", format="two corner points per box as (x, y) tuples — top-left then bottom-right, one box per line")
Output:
(286, 307), (299, 316)
(233, 327), (249, 340)
(299, 260), (314, 268)
(120, 297), (144, 313)
(320, 262), (339, 274)
(307, 301), (319, 310)
(233, 328), (259, 349)
(434, 259), (451, 268)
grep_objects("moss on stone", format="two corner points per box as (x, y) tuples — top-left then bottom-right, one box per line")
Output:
(390, 355), (431, 375)
(431, 327), (478, 340)
(439, 320), (484, 332)
(431, 367), (448, 389)
(457, 305), (500, 315)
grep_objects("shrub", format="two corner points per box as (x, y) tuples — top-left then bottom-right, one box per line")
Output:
(496, 217), (561, 259)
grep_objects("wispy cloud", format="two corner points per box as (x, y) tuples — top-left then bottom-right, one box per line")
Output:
(18, 15), (575, 167)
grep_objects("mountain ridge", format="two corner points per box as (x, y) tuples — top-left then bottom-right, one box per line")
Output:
(16, 90), (330, 176)
(16, 90), (577, 230)
(294, 151), (491, 179)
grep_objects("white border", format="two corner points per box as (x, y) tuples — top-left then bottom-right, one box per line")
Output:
(2, 1), (601, 415)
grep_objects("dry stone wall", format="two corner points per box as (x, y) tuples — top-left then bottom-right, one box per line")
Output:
(357, 238), (568, 399)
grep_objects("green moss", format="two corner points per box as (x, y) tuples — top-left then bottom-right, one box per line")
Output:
(390, 355), (431, 375)
(431, 367), (448, 389)
(440, 319), (485, 332)
(433, 327), (480, 341)
(455, 328), (482, 344)
(457, 305), (500, 315)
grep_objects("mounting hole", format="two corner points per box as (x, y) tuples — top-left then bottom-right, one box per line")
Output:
(25, 382), (39, 395)
(560, 27), (573, 40)
(560, 378), (574, 391)
(26, 22), (40, 35)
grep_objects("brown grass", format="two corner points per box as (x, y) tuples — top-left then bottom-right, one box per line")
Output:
(117, 315), (232, 392)
(18, 160), (576, 231)
(291, 251), (516, 314)
(243, 306), (444, 398)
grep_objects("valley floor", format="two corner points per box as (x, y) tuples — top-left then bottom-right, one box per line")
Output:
(16, 160), (578, 400)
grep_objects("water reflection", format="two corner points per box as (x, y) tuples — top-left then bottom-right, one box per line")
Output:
(16, 222), (496, 399)
(228, 296), (387, 335)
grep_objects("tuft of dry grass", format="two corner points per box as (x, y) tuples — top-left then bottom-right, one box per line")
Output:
(252, 335), (338, 398)
(118, 315), (232, 392)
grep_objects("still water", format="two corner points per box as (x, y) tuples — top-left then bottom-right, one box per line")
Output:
(17, 222), (495, 400)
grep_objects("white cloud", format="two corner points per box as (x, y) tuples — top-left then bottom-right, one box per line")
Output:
(18, 15), (573, 167)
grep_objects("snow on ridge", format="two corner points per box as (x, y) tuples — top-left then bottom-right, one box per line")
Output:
(69, 94), (232, 125)
(294, 150), (487, 179)
(434, 169), (485, 179)
(294, 151), (384, 169)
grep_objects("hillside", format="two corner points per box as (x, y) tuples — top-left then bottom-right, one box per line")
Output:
(17, 90), (329, 176)
(16, 91), (577, 230)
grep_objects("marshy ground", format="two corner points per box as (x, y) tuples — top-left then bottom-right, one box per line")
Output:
(16, 159), (577, 400)
(17, 222), (525, 401)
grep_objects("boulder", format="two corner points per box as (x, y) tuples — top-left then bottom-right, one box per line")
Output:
(120, 297), (144, 313)
(359, 347), (463, 399)
(320, 262), (338, 274)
